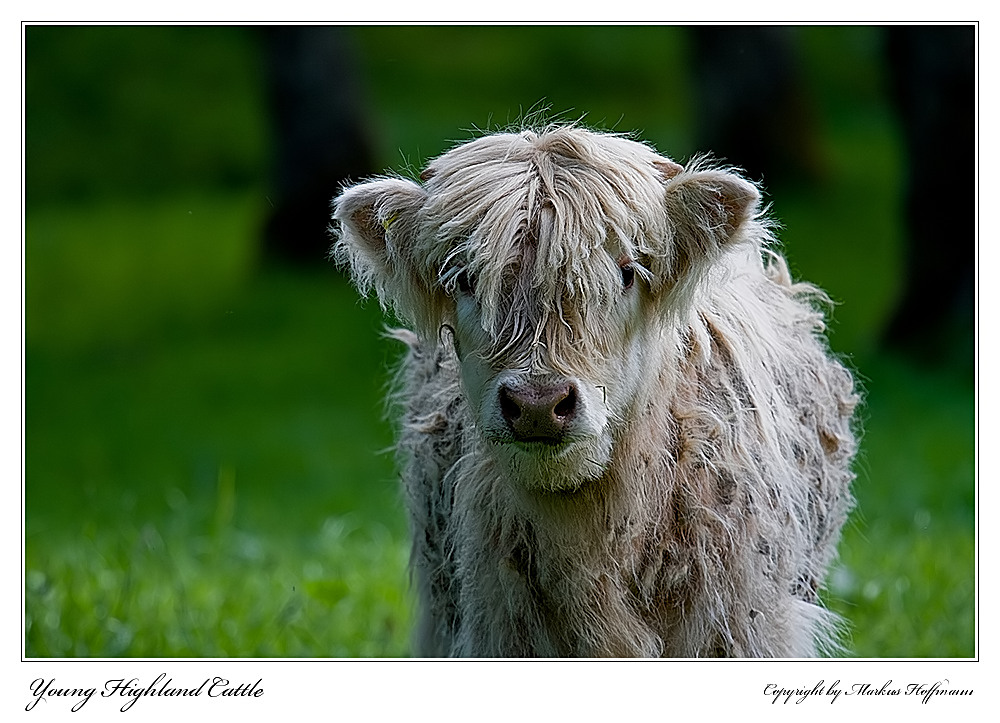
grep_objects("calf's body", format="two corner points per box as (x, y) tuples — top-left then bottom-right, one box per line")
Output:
(333, 126), (858, 657)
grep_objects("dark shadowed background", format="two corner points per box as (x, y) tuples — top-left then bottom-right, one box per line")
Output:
(24, 24), (975, 657)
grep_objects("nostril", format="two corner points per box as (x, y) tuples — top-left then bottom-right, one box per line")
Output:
(499, 387), (522, 423)
(553, 386), (577, 419)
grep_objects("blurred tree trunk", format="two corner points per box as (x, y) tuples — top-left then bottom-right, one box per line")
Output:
(882, 25), (975, 360)
(261, 26), (377, 265)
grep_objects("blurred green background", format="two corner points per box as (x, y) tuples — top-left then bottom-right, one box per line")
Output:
(24, 25), (975, 657)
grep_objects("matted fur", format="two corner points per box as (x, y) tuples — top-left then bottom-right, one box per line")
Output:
(332, 126), (858, 657)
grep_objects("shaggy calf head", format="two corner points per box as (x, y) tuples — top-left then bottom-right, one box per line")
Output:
(334, 127), (760, 492)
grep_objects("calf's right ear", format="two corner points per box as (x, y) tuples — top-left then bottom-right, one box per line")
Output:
(331, 177), (429, 318)
(662, 164), (761, 278)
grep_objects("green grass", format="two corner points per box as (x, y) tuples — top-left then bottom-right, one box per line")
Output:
(825, 356), (975, 657)
(25, 195), (416, 657)
(25, 516), (412, 658)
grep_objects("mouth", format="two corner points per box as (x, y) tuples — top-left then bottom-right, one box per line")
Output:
(484, 432), (612, 491)
(487, 429), (585, 452)
(508, 438), (576, 456)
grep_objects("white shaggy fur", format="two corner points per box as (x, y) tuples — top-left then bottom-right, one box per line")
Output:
(332, 126), (858, 657)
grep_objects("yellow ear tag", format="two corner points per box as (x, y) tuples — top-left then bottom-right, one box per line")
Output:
(381, 213), (398, 233)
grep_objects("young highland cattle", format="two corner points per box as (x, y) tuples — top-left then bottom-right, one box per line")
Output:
(332, 126), (859, 657)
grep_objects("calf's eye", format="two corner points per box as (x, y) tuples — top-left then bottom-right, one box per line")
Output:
(619, 263), (636, 291)
(456, 271), (475, 295)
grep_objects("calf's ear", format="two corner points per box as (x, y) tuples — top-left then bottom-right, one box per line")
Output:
(660, 162), (761, 278)
(331, 177), (432, 324)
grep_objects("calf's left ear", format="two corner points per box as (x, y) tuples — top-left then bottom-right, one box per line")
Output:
(331, 177), (431, 323)
(660, 163), (761, 277)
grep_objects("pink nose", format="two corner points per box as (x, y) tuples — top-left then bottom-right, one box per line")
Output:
(498, 382), (578, 443)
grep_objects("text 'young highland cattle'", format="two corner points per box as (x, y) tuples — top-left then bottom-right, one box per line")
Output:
(333, 126), (859, 657)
